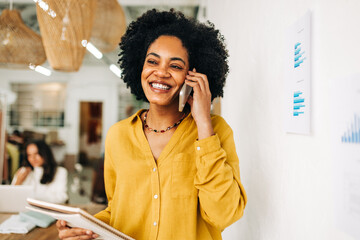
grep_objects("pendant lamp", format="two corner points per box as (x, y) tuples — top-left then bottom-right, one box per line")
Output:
(36, 0), (97, 72)
(91, 0), (126, 53)
(0, 9), (46, 68)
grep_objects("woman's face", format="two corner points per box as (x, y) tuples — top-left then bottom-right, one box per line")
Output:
(141, 35), (189, 107)
(26, 144), (45, 167)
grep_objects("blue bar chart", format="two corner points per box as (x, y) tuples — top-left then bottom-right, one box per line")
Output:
(293, 91), (305, 116)
(294, 42), (306, 68)
(331, 75), (360, 240)
(341, 114), (360, 144)
(285, 11), (311, 134)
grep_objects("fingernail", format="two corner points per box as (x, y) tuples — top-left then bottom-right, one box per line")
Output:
(86, 230), (92, 235)
(93, 234), (99, 238)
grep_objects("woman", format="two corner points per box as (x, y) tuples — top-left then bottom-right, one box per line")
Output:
(57, 9), (247, 240)
(12, 140), (68, 204)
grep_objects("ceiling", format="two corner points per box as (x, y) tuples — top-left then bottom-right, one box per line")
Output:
(0, 0), (200, 68)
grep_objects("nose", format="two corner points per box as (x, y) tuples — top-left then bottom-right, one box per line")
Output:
(155, 64), (170, 78)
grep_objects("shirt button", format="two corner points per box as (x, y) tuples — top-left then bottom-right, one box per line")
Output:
(197, 146), (201, 151)
(154, 194), (158, 199)
(153, 221), (157, 226)
(153, 168), (156, 172)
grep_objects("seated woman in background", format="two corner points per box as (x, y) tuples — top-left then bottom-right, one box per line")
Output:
(12, 140), (68, 204)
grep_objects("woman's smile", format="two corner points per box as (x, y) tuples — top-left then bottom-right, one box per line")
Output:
(150, 82), (171, 91)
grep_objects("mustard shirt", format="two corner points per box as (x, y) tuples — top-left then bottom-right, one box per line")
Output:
(94, 110), (247, 240)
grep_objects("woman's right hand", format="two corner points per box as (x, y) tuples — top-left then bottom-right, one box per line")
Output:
(14, 167), (31, 185)
(56, 220), (99, 239)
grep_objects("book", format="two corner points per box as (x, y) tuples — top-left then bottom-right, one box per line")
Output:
(20, 210), (56, 228)
(26, 198), (135, 240)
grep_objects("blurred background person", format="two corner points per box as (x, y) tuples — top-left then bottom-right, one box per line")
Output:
(11, 140), (68, 204)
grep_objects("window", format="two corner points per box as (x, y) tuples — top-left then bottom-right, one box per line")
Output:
(9, 83), (66, 128)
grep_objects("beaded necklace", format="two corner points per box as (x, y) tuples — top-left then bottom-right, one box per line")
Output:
(143, 110), (186, 133)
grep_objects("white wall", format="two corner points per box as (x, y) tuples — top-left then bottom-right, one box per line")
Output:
(207, 0), (360, 239)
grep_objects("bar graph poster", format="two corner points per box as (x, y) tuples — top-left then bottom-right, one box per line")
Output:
(284, 11), (311, 134)
(331, 74), (360, 239)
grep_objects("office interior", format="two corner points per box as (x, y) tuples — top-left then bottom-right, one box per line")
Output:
(0, 0), (359, 239)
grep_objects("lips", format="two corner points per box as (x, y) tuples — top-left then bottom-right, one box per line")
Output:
(150, 82), (171, 90)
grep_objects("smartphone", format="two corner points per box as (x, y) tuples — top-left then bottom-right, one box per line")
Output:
(178, 84), (192, 112)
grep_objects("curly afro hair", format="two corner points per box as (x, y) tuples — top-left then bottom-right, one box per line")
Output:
(118, 8), (229, 102)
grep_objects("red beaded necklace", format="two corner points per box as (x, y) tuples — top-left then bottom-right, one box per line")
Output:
(143, 110), (186, 133)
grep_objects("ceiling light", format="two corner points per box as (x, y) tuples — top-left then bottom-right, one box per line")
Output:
(109, 64), (121, 78)
(29, 64), (52, 76)
(86, 42), (103, 59)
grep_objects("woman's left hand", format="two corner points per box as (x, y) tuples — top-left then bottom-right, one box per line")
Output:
(185, 69), (214, 139)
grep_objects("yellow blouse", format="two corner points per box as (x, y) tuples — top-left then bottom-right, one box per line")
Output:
(94, 110), (247, 240)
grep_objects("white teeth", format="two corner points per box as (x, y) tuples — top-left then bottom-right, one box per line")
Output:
(151, 83), (170, 90)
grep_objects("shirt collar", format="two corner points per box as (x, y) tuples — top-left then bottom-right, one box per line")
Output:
(130, 109), (146, 124)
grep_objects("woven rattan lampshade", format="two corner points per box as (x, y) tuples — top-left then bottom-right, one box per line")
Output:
(91, 0), (126, 53)
(36, 0), (96, 72)
(0, 9), (46, 68)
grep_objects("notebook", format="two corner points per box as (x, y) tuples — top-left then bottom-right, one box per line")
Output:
(26, 198), (135, 240)
(0, 185), (34, 213)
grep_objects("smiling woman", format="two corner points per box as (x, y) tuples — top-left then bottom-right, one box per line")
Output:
(56, 9), (247, 240)
(119, 9), (229, 103)
(141, 36), (189, 108)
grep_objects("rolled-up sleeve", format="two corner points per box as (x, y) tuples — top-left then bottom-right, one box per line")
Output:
(194, 129), (247, 230)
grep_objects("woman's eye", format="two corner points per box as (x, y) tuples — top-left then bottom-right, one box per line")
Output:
(147, 59), (157, 65)
(171, 65), (183, 70)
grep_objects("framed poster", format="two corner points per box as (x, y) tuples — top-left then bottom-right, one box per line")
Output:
(284, 11), (311, 134)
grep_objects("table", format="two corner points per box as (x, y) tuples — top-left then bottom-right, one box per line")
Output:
(0, 213), (58, 240)
(0, 203), (106, 240)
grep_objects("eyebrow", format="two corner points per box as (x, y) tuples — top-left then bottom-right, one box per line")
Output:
(146, 52), (186, 65)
